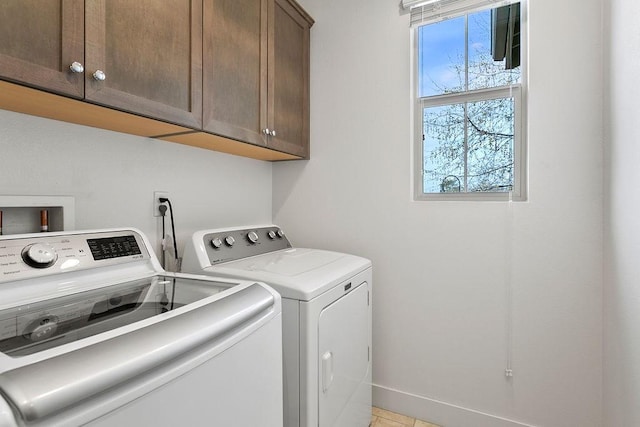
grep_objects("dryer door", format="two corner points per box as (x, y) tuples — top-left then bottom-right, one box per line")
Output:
(318, 282), (370, 427)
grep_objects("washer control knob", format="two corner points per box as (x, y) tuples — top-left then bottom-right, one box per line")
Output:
(22, 243), (58, 268)
(224, 236), (235, 247)
(267, 230), (277, 240)
(210, 237), (223, 249)
(247, 231), (259, 244)
(276, 229), (285, 238)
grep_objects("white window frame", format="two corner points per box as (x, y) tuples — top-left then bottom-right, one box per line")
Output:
(411, 1), (527, 202)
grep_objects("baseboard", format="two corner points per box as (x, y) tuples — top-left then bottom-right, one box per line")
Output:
(373, 384), (537, 427)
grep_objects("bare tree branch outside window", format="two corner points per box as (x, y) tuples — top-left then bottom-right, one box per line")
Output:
(419, 8), (521, 194)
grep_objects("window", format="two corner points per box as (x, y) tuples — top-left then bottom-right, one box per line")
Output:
(411, 1), (526, 200)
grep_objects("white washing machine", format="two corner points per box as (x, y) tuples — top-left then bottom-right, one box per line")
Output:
(182, 225), (372, 427)
(0, 228), (283, 427)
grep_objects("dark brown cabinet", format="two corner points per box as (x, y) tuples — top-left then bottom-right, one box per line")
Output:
(0, 0), (312, 160)
(203, 0), (313, 158)
(203, 0), (267, 147)
(0, 0), (201, 129)
(0, 0), (84, 98)
(269, 0), (312, 158)
(85, 0), (202, 129)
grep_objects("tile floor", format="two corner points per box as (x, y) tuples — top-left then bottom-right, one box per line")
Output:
(371, 407), (441, 427)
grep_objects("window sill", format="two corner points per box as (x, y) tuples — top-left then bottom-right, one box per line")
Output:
(414, 192), (526, 202)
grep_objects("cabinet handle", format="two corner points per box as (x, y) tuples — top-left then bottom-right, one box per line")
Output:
(93, 70), (106, 81)
(263, 128), (271, 135)
(69, 62), (84, 73)
(270, 130), (277, 137)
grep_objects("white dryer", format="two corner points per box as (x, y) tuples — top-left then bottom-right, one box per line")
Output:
(182, 225), (372, 427)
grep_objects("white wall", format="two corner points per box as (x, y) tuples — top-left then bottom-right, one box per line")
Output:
(604, 0), (640, 425)
(273, 1), (603, 426)
(0, 109), (273, 262)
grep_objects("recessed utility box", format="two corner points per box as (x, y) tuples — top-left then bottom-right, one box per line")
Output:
(0, 196), (75, 235)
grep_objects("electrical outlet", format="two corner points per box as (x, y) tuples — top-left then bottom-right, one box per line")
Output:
(153, 191), (169, 217)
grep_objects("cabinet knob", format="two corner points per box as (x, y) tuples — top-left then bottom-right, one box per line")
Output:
(93, 70), (106, 81)
(69, 62), (84, 73)
(263, 128), (271, 135)
(270, 130), (277, 137)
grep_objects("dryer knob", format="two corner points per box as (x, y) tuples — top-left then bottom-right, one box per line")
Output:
(224, 236), (235, 247)
(22, 243), (58, 268)
(276, 229), (285, 238)
(267, 230), (277, 240)
(211, 237), (223, 249)
(247, 231), (259, 244)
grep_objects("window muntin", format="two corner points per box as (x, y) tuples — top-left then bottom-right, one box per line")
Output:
(414, 2), (525, 200)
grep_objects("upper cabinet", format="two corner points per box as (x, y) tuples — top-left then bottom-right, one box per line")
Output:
(84, 0), (203, 129)
(0, 0), (84, 98)
(203, 0), (313, 158)
(203, 0), (267, 148)
(0, 0), (202, 129)
(0, 0), (312, 160)
(268, 0), (312, 158)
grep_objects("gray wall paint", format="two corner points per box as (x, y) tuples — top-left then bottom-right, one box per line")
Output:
(274, 0), (603, 426)
(0, 110), (273, 260)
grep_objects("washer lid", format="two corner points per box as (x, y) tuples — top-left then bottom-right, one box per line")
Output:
(0, 281), (277, 424)
(201, 248), (371, 301)
(0, 275), (232, 357)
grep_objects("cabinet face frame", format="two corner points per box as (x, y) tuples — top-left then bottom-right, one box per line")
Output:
(84, 0), (203, 129)
(0, 0), (85, 98)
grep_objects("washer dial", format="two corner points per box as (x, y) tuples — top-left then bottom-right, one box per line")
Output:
(22, 243), (58, 268)
(224, 236), (235, 247)
(267, 230), (277, 240)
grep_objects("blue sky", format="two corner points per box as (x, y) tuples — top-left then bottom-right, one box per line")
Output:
(418, 10), (493, 97)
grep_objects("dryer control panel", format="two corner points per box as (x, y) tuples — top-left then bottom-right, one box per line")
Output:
(0, 230), (151, 282)
(202, 226), (292, 265)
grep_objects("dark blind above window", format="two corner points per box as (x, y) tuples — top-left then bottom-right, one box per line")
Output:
(491, 3), (521, 70)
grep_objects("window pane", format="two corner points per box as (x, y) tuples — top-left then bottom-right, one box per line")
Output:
(468, 9), (521, 91)
(423, 104), (465, 193)
(466, 97), (515, 192)
(418, 6), (522, 98)
(418, 17), (465, 97)
(415, 3), (524, 199)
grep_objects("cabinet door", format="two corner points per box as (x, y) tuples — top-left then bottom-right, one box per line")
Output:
(203, 0), (268, 147)
(85, 0), (202, 129)
(0, 0), (84, 98)
(268, 0), (312, 158)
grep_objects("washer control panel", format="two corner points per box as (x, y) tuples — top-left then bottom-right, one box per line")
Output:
(0, 230), (150, 282)
(204, 226), (291, 265)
